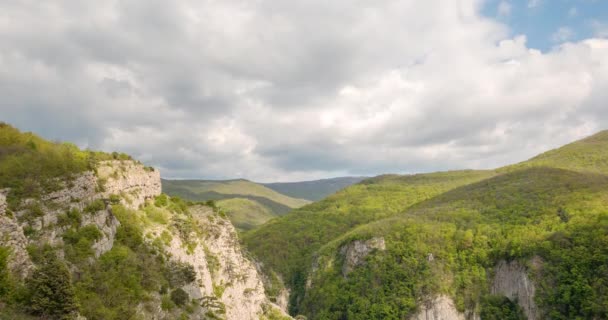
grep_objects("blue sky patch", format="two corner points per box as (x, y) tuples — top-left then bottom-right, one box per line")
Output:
(482, 0), (608, 51)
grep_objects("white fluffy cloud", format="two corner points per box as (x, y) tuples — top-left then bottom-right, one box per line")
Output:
(1, 0), (608, 181)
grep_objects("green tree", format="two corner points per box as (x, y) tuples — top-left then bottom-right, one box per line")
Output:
(26, 252), (78, 319)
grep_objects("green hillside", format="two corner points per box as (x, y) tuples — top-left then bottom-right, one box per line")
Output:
(503, 130), (608, 173)
(243, 170), (497, 308)
(244, 130), (608, 319)
(0, 123), (133, 207)
(162, 179), (310, 230)
(216, 198), (277, 230)
(262, 177), (367, 201)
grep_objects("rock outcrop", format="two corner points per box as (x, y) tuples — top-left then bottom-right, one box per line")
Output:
(97, 160), (161, 209)
(0, 190), (33, 277)
(5, 161), (161, 271)
(410, 296), (465, 320)
(340, 237), (386, 276)
(144, 206), (290, 320)
(492, 259), (539, 320)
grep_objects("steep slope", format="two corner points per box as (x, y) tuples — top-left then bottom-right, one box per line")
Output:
(262, 177), (367, 201)
(163, 179), (310, 230)
(0, 124), (289, 320)
(303, 167), (608, 319)
(503, 130), (608, 173)
(243, 170), (497, 310)
(245, 130), (608, 320)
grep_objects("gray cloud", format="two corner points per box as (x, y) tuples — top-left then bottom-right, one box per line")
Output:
(1, 0), (608, 181)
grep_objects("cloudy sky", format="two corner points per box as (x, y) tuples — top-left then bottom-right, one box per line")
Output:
(2, 0), (608, 182)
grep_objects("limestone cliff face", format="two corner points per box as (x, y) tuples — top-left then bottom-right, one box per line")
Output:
(492, 259), (539, 320)
(410, 296), (466, 320)
(143, 205), (290, 320)
(1, 161), (161, 276)
(340, 237), (386, 276)
(97, 160), (162, 209)
(0, 190), (33, 277)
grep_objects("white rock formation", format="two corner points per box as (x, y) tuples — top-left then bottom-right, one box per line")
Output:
(410, 296), (465, 320)
(97, 160), (162, 209)
(340, 237), (386, 276)
(145, 206), (290, 320)
(0, 190), (34, 277)
(6, 161), (161, 266)
(492, 260), (539, 320)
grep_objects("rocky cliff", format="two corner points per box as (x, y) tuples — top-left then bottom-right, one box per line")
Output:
(340, 237), (386, 276)
(492, 259), (539, 320)
(410, 296), (466, 320)
(143, 205), (289, 319)
(1, 160), (288, 319)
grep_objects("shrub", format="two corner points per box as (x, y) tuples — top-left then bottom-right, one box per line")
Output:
(108, 194), (121, 205)
(57, 209), (82, 228)
(26, 252), (78, 319)
(165, 261), (197, 287)
(170, 288), (189, 306)
(154, 194), (169, 207)
(63, 225), (103, 263)
(0, 247), (11, 298)
(480, 295), (525, 320)
(84, 199), (105, 214)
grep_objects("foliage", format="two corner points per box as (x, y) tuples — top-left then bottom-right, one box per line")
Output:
(25, 252), (78, 319)
(479, 295), (526, 320)
(73, 205), (169, 319)
(243, 169), (496, 313)
(57, 208), (83, 228)
(0, 123), (128, 208)
(246, 129), (608, 319)
(84, 199), (106, 214)
(162, 178), (311, 229)
(63, 225), (103, 264)
(217, 198), (276, 231)
(170, 288), (189, 306)
(0, 246), (11, 298)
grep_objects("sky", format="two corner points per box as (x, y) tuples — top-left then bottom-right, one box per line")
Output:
(1, 0), (608, 182)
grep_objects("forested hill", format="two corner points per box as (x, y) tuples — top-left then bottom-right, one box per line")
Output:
(243, 130), (608, 319)
(262, 177), (367, 201)
(162, 179), (310, 230)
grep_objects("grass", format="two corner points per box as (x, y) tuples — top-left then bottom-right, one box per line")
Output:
(163, 179), (312, 230)
(162, 179), (310, 208)
(217, 198), (276, 231)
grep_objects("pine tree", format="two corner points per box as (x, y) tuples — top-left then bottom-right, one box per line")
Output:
(27, 251), (78, 319)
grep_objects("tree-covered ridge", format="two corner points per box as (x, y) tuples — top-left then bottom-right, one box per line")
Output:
(244, 130), (608, 319)
(242, 169), (496, 309)
(503, 130), (608, 174)
(0, 123), (132, 203)
(162, 179), (311, 231)
(303, 166), (608, 319)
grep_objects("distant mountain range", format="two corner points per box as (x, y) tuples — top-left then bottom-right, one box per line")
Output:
(261, 177), (367, 201)
(162, 177), (365, 230)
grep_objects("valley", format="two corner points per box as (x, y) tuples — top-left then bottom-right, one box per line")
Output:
(1, 123), (608, 320)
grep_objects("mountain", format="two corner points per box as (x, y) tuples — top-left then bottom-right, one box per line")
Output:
(0, 123), (290, 320)
(244, 130), (608, 319)
(262, 177), (367, 201)
(162, 179), (310, 230)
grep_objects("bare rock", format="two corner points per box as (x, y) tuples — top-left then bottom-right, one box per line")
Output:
(492, 259), (539, 320)
(0, 190), (33, 278)
(340, 237), (386, 276)
(410, 295), (465, 320)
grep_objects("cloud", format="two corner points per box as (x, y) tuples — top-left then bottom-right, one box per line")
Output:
(551, 27), (575, 42)
(568, 7), (578, 18)
(1, 0), (608, 181)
